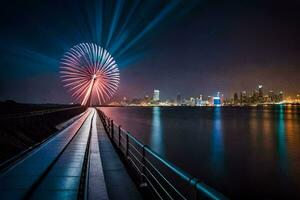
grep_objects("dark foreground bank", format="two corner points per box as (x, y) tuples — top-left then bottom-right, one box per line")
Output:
(0, 101), (86, 163)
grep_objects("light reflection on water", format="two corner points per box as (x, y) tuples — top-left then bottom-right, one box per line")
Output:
(211, 107), (224, 175)
(277, 105), (288, 172)
(100, 106), (300, 199)
(151, 107), (164, 155)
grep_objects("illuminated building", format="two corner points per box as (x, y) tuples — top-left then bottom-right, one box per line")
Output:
(196, 98), (200, 106)
(233, 93), (239, 105)
(240, 92), (243, 104)
(258, 85), (264, 103)
(241, 91), (247, 105)
(268, 90), (275, 102)
(113, 86), (292, 107)
(198, 94), (206, 106)
(190, 97), (196, 106)
(153, 89), (160, 101)
(142, 95), (152, 105)
(278, 91), (284, 102)
(296, 94), (300, 103)
(176, 93), (182, 106)
(212, 92), (221, 106)
(252, 90), (259, 104)
(213, 96), (221, 107)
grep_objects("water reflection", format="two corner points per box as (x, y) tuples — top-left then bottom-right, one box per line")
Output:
(277, 105), (288, 171)
(249, 109), (258, 148)
(284, 105), (300, 189)
(262, 109), (272, 150)
(211, 107), (224, 173)
(101, 106), (300, 198)
(151, 107), (164, 155)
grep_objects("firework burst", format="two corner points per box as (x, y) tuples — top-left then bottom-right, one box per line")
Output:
(60, 43), (120, 106)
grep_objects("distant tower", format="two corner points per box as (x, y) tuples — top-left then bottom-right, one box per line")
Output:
(240, 92), (243, 104)
(279, 91), (284, 102)
(153, 89), (160, 101)
(253, 90), (259, 103)
(190, 97), (196, 106)
(242, 91), (247, 104)
(268, 90), (275, 102)
(233, 93), (239, 105)
(258, 85), (264, 103)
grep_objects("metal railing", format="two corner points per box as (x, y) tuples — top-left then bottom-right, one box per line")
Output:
(97, 109), (228, 200)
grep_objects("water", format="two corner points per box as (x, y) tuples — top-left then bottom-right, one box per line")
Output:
(100, 106), (300, 199)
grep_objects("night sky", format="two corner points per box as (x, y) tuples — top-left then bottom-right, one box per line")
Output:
(0, 0), (299, 103)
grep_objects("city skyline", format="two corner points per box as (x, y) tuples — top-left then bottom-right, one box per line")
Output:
(112, 84), (296, 101)
(109, 84), (300, 107)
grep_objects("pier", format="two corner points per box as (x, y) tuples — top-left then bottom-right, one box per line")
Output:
(0, 107), (226, 200)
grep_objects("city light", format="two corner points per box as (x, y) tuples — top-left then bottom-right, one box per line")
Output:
(109, 84), (299, 107)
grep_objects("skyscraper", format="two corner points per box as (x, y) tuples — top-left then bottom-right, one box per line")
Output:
(241, 91), (247, 104)
(258, 85), (264, 103)
(268, 90), (275, 102)
(190, 97), (196, 106)
(234, 93), (239, 105)
(253, 90), (259, 104)
(153, 89), (160, 101)
(278, 91), (284, 102)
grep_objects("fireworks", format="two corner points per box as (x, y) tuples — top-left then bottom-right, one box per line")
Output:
(60, 43), (120, 105)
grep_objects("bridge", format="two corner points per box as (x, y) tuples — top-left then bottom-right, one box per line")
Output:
(0, 108), (227, 200)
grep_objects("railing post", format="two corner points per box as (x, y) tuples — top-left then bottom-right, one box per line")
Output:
(118, 125), (121, 148)
(193, 179), (200, 200)
(111, 120), (114, 140)
(140, 145), (147, 187)
(126, 134), (129, 158)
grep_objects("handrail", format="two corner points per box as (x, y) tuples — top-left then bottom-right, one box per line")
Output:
(97, 109), (228, 200)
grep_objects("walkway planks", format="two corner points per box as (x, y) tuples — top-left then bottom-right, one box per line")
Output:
(87, 111), (109, 200)
(96, 113), (143, 200)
